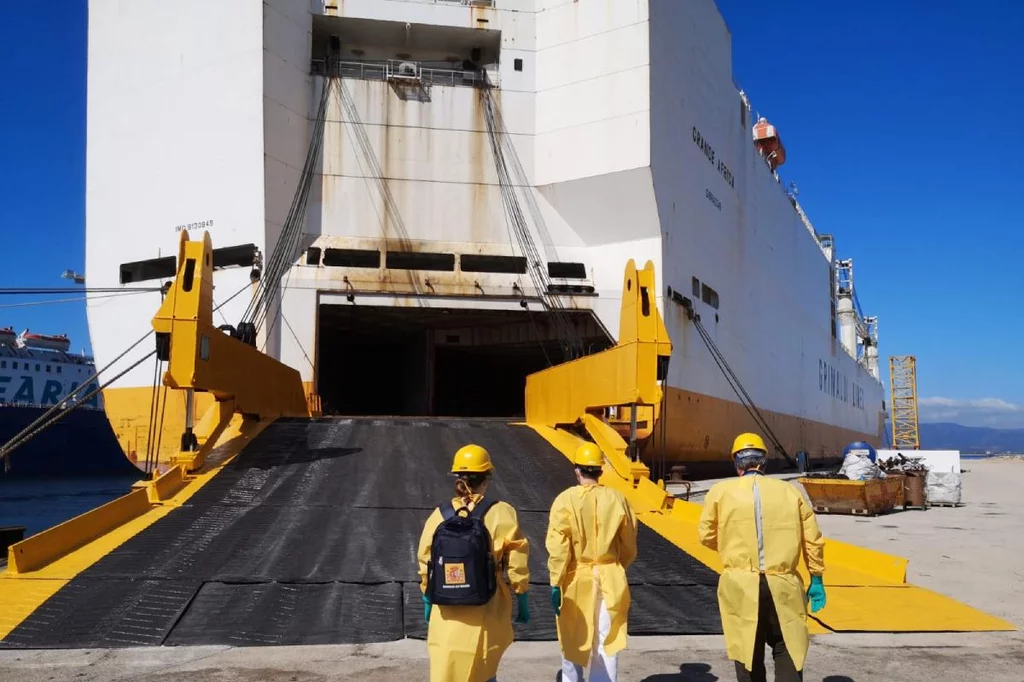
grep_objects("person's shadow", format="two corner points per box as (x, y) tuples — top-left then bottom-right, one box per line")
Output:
(640, 663), (718, 681)
(823, 677), (856, 681)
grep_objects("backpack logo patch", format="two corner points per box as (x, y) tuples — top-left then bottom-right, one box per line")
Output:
(444, 563), (467, 585)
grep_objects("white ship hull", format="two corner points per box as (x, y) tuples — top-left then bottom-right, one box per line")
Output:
(85, 0), (885, 472)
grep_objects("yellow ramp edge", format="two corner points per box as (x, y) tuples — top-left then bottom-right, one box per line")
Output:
(528, 424), (1016, 635)
(0, 415), (270, 640)
(812, 586), (1015, 632)
(7, 487), (152, 574)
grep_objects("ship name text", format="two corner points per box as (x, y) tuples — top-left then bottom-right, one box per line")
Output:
(705, 189), (722, 211)
(692, 126), (735, 189)
(819, 359), (865, 410)
(0, 376), (101, 408)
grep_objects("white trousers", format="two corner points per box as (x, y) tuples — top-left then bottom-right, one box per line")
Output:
(561, 594), (617, 682)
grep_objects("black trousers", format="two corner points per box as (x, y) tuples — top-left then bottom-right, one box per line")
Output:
(734, 575), (803, 682)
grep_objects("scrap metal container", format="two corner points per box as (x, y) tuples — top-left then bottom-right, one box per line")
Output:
(798, 477), (903, 516)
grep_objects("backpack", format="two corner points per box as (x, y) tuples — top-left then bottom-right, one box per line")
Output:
(426, 498), (498, 606)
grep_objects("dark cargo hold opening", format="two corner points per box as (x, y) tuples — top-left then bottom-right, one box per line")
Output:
(316, 305), (610, 418)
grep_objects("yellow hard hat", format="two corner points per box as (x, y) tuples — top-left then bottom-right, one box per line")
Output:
(451, 444), (493, 473)
(731, 432), (767, 456)
(573, 442), (603, 468)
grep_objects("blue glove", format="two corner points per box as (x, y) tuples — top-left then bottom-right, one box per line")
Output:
(422, 594), (432, 623)
(551, 586), (562, 617)
(807, 575), (826, 613)
(514, 592), (530, 624)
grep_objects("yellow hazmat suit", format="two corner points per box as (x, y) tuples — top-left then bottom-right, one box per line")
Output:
(417, 493), (530, 682)
(697, 475), (825, 672)
(546, 483), (639, 666)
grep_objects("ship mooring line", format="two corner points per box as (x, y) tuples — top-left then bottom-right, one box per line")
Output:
(2, 350), (157, 471)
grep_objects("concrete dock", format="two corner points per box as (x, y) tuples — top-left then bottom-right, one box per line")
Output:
(2, 459), (1022, 681)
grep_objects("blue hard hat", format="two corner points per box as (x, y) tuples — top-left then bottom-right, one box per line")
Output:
(843, 441), (877, 463)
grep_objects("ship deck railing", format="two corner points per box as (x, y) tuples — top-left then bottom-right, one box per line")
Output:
(311, 58), (496, 89)
(0, 400), (102, 411)
(0, 348), (95, 365)
(321, 0), (495, 10)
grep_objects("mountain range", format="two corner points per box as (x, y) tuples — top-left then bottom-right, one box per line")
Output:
(894, 422), (1024, 454)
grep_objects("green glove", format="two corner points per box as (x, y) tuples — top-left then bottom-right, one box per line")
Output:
(422, 594), (432, 623)
(514, 592), (530, 624)
(551, 586), (562, 617)
(807, 575), (826, 613)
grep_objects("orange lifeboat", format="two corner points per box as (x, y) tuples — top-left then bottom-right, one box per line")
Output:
(18, 330), (71, 352)
(753, 117), (786, 170)
(0, 327), (16, 347)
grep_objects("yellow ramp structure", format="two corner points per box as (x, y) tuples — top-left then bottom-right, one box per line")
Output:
(524, 260), (1015, 635)
(528, 425), (1015, 634)
(0, 416), (271, 641)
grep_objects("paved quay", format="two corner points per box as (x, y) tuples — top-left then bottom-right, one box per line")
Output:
(2, 459), (1022, 681)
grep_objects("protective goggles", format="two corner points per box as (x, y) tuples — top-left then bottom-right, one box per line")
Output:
(733, 448), (767, 464)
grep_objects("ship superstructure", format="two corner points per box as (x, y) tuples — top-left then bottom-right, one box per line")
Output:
(84, 0), (884, 474)
(0, 329), (136, 476)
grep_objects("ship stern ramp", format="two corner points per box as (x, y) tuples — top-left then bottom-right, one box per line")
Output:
(0, 256), (1012, 647)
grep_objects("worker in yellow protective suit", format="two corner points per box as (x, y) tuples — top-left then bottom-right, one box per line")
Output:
(546, 442), (639, 682)
(417, 444), (531, 682)
(698, 433), (826, 682)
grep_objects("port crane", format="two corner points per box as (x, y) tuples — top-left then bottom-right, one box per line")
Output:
(889, 355), (921, 449)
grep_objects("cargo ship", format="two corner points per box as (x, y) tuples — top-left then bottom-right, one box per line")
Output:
(83, 0), (885, 477)
(0, 328), (138, 477)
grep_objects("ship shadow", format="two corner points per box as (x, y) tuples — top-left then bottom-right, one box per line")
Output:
(638, 663), (718, 681)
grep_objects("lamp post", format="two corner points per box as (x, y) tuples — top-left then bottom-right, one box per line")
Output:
(61, 270), (85, 285)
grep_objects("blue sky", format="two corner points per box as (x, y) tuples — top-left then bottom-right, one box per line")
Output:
(716, 0), (1024, 427)
(0, 2), (89, 351)
(1, 2), (1022, 427)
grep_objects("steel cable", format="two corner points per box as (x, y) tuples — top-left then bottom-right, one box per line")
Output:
(0, 287), (162, 295)
(689, 315), (796, 467)
(0, 281), (255, 470)
(0, 290), (156, 309)
(243, 74), (334, 336)
(478, 79), (584, 361)
(2, 350), (157, 471)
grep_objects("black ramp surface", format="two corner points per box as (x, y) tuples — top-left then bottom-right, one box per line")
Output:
(1, 418), (722, 648)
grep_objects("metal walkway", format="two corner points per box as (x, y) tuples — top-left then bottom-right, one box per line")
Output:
(1, 418), (721, 648)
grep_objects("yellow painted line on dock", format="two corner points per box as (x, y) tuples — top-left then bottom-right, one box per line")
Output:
(0, 415), (270, 640)
(528, 424), (1017, 635)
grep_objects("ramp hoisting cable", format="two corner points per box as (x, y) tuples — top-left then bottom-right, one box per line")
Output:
(240, 72), (334, 341)
(478, 77), (585, 362)
(335, 78), (421, 297)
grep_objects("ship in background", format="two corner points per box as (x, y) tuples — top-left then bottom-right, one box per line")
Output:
(83, 0), (885, 477)
(0, 328), (139, 477)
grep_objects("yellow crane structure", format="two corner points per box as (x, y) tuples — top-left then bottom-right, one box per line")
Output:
(889, 355), (921, 449)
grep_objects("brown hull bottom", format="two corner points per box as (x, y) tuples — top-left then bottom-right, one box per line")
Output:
(637, 386), (885, 479)
(100, 384), (883, 478)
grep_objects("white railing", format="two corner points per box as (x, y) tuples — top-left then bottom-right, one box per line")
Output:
(322, 0), (494, 10)
(311, 59), (496, 88)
